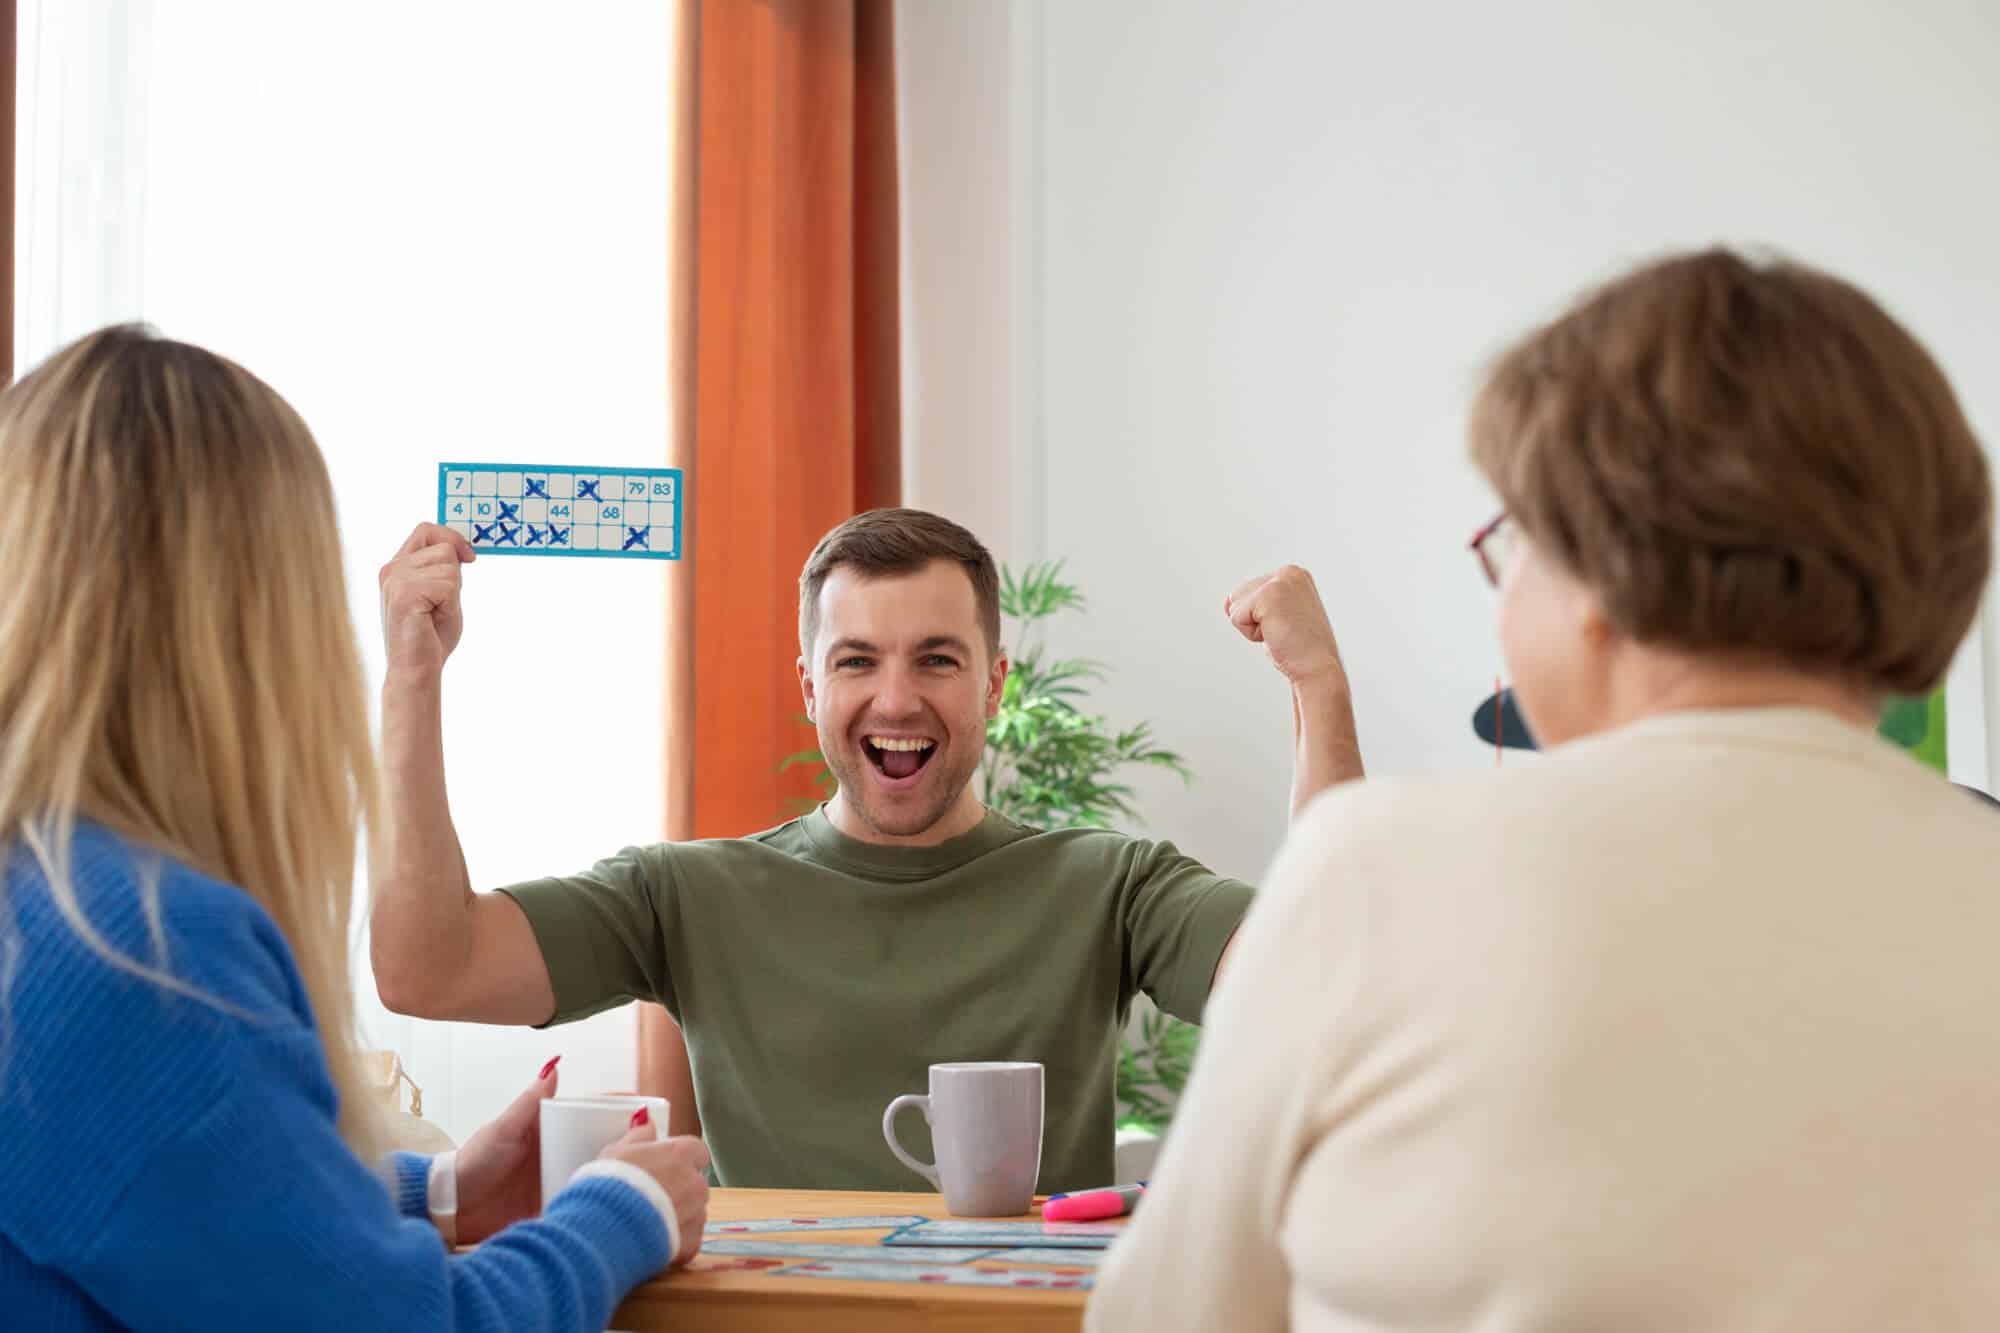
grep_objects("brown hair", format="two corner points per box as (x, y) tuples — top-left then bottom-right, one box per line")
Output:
(1470, 248), (1992, 694)
(798, 508), (1002, 657)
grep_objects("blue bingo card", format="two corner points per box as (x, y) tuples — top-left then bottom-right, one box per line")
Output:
(437, 462), (683, 560)
(705, 1214), (927, 1236)
(882, 1219), (1121, 1249)
(701, 1241), (1000, 1265)
(990, 1247), (1108, 1267)
(769, 1260), (1094, 1290)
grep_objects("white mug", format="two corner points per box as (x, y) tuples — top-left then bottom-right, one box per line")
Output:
(883, 1062), (1044, 1216)
(538, 1095), (669, 1209)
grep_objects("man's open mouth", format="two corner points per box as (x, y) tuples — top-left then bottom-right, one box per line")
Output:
(864, 735), (937, 781)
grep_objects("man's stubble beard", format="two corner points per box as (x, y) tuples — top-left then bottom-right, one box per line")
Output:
(823, 741), (985, 839)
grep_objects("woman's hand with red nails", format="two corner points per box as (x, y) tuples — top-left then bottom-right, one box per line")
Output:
(452, 1056), (560, 1244)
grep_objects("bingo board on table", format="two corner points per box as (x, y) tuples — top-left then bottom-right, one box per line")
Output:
(437, 462), (683, 559)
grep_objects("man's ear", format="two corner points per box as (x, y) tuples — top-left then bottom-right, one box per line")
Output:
(797, 655), (816, 722)
(986, 653), (1010, 720)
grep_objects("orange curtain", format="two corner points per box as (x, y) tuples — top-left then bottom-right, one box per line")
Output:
(641, 0), (902, 1132)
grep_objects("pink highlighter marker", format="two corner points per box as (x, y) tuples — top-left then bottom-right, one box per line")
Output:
(1042, 1183), (1145, 1222)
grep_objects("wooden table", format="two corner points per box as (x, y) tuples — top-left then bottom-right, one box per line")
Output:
(610, 1188), (1117, 1333)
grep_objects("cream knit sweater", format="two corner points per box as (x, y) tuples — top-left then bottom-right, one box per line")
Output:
(1089, 709), (2000, 1331)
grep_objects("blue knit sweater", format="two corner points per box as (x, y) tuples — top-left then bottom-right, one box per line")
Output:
(0, 824), (671, 1331)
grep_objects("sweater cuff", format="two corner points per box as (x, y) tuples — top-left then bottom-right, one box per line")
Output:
(387, 1152), (432, 1221)
(566, 1159), (679, 1263)
(543, 1166), (677, 1288)
(427, 1149), (459, 1246)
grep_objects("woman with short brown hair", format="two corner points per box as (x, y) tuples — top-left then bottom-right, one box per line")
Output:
(1472, 248), (1990, 735)
(1090, 250), (2000, 1332)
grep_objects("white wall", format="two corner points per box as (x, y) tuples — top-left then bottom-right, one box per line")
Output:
(909, 0), (2000, 884)
(16, 1), (675, 1144)
(896, 0), (1045, 572)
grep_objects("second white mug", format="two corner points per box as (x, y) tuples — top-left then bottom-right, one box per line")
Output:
(883, 1061), (1044, 1216)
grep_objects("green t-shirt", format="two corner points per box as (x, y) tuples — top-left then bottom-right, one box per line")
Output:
(496, 807), (1252, 1193)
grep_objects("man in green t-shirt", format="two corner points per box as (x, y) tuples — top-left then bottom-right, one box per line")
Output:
(371, 508), (1364, 1192)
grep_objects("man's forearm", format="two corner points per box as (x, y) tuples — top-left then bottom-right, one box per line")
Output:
(371, 666), (479, 1013)
(1289, 675), (1363, 819)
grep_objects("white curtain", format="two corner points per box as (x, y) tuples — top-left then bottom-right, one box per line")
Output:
(13, 0), (676, 1143)
(14, 0), (153, 364)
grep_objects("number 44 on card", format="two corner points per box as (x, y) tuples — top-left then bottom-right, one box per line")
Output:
(437, 462), (684, 561)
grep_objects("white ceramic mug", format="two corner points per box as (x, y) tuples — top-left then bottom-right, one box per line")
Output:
(883, 1062), (1044, 1216)
(538, 1095), (669, 1209)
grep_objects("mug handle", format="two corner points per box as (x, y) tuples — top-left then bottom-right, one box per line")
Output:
(882, 1093), (941, 1189)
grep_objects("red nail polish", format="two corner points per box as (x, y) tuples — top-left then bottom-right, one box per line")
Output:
(630, 1106), (650, 1129)
(539, 1055), (561, 1080)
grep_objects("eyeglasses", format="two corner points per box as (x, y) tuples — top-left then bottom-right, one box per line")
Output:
(1469, 512), (1517, 588)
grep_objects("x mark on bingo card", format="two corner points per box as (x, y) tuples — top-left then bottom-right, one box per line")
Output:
(438, 463), (683, 561)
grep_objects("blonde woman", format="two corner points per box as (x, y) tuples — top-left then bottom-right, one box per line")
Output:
(0, 326), (710, 1331)
(1089, 251), (2000, 1330)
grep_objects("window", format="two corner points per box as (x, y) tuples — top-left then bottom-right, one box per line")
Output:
(16, 0), (676, 1141)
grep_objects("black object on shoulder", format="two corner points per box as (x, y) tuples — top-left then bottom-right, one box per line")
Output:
(1472, 687), (1537, 751)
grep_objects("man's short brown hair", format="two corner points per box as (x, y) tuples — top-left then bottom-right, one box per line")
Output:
(798, 508), (1002, 658)
(1470, 248), (1992, 695)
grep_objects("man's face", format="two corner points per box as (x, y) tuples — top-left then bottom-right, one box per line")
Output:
(799, 560), (1007, 841)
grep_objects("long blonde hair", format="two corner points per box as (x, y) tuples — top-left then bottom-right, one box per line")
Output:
(0, 325), (384, 1157)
